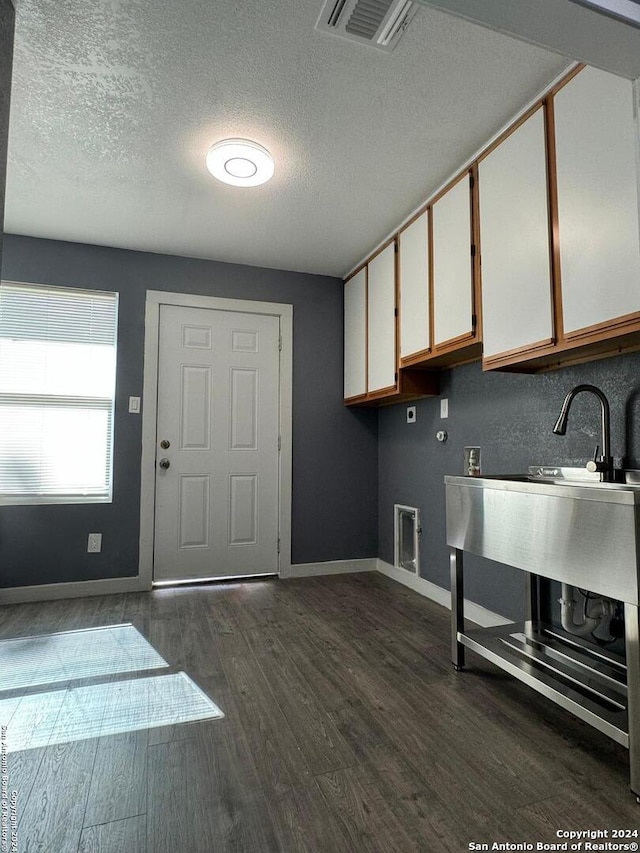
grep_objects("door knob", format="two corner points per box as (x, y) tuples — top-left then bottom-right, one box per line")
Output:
(160, 439), (171, 449)
(158, 458), (171, 470)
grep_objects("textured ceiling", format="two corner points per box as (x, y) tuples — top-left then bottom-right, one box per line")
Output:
(4, 0), (570, 277)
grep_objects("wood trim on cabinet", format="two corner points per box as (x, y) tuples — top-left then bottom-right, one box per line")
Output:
(547, 62), (585, 98)
(427, 205), (435, 358)
(393, 237), (400, 393)
(398, 367), (439, 397)
(398, 198), (431, 236)
(366, 235), (397, 266)
(486, 330), (640, 374)
(544, 94), (564, 346)
(470, 163), (483, 344)
(421, 343), (482, 369)
(344, 262), (366, 285)
(483, 318), (640, 374)
(483, 337), (555, 370)
(429, 167), (471, 209)
(367, 383), (398, 398)
(534, 334), (640, 372)
(345, 233), (400, 288)
(563, 310), (640, 342)
(401, 347), (431, 367)
(345, 367), (440, 406)
(433, 329), (476, 353)
(344, 392), (369, 405)
(365, 264), (369, 395)
(477, 101), (545, 165)
(397, 227), (403, 363)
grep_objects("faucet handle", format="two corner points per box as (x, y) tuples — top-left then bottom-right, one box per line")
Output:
(585, 445), (600, 474)
(586, 453), (614, 479)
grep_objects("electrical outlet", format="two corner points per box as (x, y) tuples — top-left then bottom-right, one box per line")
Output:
(87, 533), (102, 553)
(440, 398), (449, 418)
(406, 405), (416, 424)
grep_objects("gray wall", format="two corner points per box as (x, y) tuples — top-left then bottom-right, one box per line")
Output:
(0, 234), (378, 587)
(378, 352), (640, 620)
(0, 0), (14, 274)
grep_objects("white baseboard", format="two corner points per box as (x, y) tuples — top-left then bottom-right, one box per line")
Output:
(0, 559), (512, 628)
(272, 559), (512, 628)
(0, 575), (149, 605)
(376, 560), (512, 628)
(283, 558), (377, 579)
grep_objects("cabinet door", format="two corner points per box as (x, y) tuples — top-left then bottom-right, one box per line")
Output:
(367, 242), (397, 393)
(432, 175), (473, 347)
(554, 66), (640, 336)
(343, 268), (366, 400)
(478, 106), (554, 361)
(398, 212), (430, 360)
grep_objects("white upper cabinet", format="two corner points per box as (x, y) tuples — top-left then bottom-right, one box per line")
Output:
(478, 107), (554, 361)
(345, 65), (640, 385)
(343, 268), (367, 400)
(554, 66), (640, 336)
(432, 174), (473, 347)
(398, 212), (430, 360)
(367, 242), (397, 393)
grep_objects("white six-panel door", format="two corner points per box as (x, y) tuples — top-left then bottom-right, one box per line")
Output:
(153, 304), (280, 581)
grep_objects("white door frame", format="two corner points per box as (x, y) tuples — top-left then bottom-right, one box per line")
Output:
(138, 290), (293, 588)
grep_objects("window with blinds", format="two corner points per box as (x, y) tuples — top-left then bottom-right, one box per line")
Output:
(0, 282), (118, 504)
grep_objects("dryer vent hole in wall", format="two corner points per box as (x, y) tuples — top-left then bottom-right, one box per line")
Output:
(394, 505), (420, 574)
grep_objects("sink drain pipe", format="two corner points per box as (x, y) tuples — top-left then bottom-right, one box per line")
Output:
(559, 583), (606, 637)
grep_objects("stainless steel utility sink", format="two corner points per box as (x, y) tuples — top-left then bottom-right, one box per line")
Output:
(527, 465), (640, 490)
(476, 466), (640, 493)
(446, 468), (640, 797)
(445, 471), (640, 604)
(528, 464), (601, 484)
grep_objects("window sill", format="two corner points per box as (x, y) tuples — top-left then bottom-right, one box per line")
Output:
(0, 495), (112, 506)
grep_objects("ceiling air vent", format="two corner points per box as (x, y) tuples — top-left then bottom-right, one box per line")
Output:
(315, 0), (419, 51)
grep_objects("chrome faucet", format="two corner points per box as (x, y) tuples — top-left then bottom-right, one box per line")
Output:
(552, 384), (613, 482)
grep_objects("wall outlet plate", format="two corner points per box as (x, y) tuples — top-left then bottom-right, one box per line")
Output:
(440, 398), (449, 418)
(406, 405), (417, 424)
(87, 533), (102, 553)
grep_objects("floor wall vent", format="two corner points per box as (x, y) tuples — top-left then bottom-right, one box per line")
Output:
(315, 0), (419, 52)
(394, 504), (420, 574)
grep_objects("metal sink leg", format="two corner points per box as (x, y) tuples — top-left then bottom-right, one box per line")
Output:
(624, 602), (640, 799)
(451, 547), (465, 670)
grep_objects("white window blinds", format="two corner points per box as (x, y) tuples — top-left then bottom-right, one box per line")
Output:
(0, 282), (119, 504)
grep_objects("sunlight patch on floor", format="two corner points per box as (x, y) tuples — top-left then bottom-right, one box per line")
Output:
(1, 672), (224, 752)
(0, 623), (168, 691)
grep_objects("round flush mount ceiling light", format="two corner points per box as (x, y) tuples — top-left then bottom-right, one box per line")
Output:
(205, 138), (275, 187)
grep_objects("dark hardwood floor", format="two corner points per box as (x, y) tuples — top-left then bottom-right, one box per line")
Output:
(0, 571), (637, 852)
